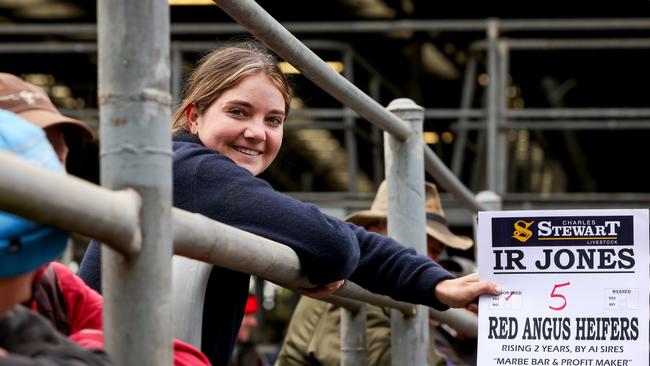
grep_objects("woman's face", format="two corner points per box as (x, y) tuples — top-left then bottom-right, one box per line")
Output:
(188, 72), (286, 176)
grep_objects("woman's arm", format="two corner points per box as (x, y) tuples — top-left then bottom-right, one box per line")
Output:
(346, 224), (455, 309)
(174, 140), (361, 285)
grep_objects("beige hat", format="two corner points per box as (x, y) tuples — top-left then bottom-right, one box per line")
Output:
(345, 181), (473, 250)
(0, 73), (94, 141)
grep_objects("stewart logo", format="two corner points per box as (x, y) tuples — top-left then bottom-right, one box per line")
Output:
(512, 220), (534, 243)
(492, 216), (634, 247)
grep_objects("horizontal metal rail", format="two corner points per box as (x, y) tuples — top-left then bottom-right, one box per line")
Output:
(430, 308), (478, 338)
(471, 38), (650, 51)
(505, 108), (650, 119)
(0, 152), (479, 325)
(1, 19), (650, 36)
(0, 151), (141, 255)
(0, 42), (97, 53)
(451, 120), (650, 131)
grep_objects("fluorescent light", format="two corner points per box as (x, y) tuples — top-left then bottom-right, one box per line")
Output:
(168, 0), (214, 5)
(279, 61), (343, 75)
(421, 42), (459, 80)
(423, 132), (439, 144)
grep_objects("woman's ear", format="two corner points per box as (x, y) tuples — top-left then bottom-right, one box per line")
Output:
(185, 104), (199, 134)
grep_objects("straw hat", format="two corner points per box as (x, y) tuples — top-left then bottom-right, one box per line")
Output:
(0, 73), (94, 141)
(345, 181), (473, 250)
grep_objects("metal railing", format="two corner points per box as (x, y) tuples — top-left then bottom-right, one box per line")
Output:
(13, 2), (644, 366)
(0, 1), (488, 365)
(2, 18), (649, 211)
(3, 5), (649, 366)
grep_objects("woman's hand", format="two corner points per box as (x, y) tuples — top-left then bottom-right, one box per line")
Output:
(298, 279), (345, 299)
(434, 273), (501, 312)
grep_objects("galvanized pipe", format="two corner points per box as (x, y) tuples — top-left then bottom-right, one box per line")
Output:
(500, 38), (650, 50)
(173, 209), (417, 316)
(97, 0), (173, 364)
(486, 19), (500, 193)
(385, 98), (428, 366)
(429, 308), (478, 338)
(0, 151), (141, 255)
(343, 49), (358, 193)
(451, 56), (478, 177)
(496, 40), (509, 194)
(452, 120), (650, 130)
(325, 295), (363, 313)
(505, 108), (650, 118)
(0, 42), (97, 53)
(171, 48), (183, 109)
(423, 147), (487, 212)
(3, 19), (650, 36)
(341, 304), (368, 366)
(0, 151), (475, 334)
(369, 77), (385, 186)
(212, 0), (411, 141)
(17, 104), (650, 126)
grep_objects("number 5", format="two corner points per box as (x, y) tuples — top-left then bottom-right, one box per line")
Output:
(549, 282), (571, 311)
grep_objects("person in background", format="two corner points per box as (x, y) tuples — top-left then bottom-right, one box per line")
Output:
(230, 295), (268, 366)
(0, 73), (94, 166)
(275, 181), (478, 366)
(0, 72), (212, 366)
(78, 41), (500, 366)
(0, 109), (112, 365)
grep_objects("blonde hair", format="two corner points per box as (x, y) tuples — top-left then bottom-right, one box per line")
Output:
(172, 42), (291, 135)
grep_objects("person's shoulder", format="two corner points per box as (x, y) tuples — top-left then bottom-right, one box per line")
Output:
(173, 132), (235, 167)
(172, 132), (207, 159)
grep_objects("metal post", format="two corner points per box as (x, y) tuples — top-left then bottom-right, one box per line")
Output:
(385, 98), (428, 366)
(486, 19), (500, 193)
(341, 305), (368, 366)
(97, 0), (172, 364)
(497, 40), (509, 194)
(171, 48), (183, 110)
(369, 76), (384, 186)
(451, 55), (478, 177)
(474, 191), (503, 258)
(343, 49), (358, 193)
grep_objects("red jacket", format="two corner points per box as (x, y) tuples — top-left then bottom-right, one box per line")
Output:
(28, 262), (211, 366)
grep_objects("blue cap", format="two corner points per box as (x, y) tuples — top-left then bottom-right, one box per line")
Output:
(0, 109), (68, 278)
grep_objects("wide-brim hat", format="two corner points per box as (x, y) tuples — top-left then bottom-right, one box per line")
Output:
(345, 181), (473, 250)
(0, 73), (94, 141)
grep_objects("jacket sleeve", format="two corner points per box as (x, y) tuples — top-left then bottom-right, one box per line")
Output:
(174, 147), (361, 285)
(275, 297), (333, 366)
(76, 241), (102, 294)
(68, 331), (211, 366)
(347, 223), (455, 309)
(51, 262), (104, 334)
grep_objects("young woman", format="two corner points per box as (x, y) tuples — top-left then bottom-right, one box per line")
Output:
(80, 41), (499, 366)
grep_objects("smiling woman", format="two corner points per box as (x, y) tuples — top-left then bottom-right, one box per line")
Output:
(78, 41), (498, 366)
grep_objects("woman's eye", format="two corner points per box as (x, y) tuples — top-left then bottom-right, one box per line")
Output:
(228, 108), (245, 117)
(267, 117), (283, 126)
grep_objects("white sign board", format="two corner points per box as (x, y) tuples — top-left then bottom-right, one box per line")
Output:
(477, 209), (649, 366)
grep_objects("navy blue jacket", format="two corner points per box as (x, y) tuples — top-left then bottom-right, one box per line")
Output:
(78, 132), (454, 366)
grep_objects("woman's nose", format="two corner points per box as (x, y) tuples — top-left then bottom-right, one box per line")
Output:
(243, 120), (266, 142)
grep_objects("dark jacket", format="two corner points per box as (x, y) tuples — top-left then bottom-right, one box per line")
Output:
(0, 305), (112, 366)
(79, 132), (454, 366)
